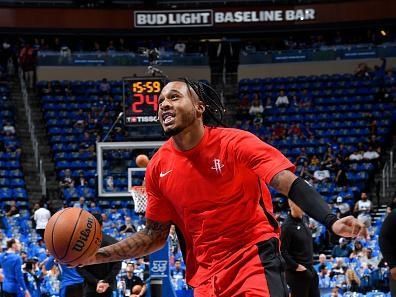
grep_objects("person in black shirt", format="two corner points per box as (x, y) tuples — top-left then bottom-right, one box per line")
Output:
(379, 209), (396, 297)
(120, 263), (146, 297)
(281, 199), (320, 297)
(77, 213), (121, 297)
(119, 216), (137, 235)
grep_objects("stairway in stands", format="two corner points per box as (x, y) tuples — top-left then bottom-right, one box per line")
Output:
(12, 79), (60, 208)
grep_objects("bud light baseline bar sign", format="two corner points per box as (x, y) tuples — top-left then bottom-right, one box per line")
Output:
(134, 8), (315, 28)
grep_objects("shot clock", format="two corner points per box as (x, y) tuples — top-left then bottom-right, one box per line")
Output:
(123, 77), (165, 125)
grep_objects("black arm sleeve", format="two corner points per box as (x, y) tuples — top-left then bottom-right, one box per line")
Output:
(288, 177), (338, 230)
(76, 267), (98, 285)
(280, 224), (299, 270)
(379, 211), (396, 269)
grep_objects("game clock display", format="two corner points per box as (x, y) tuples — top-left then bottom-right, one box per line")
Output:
(123, 77), (165, 125)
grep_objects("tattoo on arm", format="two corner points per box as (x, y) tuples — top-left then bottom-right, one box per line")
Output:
(269, 170), (297, 196)
(94, 219), (171, 264)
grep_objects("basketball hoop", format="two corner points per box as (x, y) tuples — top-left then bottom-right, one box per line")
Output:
(130, 186), (147, 214)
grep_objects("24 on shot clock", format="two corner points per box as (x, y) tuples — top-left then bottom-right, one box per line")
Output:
(123, 77), (165, 125)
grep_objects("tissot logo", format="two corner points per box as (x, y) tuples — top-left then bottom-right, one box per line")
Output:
(134, 10), (213, 28)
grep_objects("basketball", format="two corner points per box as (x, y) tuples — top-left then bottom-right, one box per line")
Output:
(132, 285), (143, 294)
(136, 154), (150, 168)
(44, 208), (102, 266)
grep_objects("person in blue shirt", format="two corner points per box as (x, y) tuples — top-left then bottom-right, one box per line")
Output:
(44, 256), (83, 297)
(0, 238), (30, 297)
(22, 260), (40, 297)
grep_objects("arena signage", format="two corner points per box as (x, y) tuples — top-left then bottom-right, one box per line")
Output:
(134, 8), (315, 28)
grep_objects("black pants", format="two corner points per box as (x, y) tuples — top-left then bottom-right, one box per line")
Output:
(286, 266), (320, 297)
(36, 228), (45, 238)
(65, 283), (84, 297)
(3, 292), (17, 297)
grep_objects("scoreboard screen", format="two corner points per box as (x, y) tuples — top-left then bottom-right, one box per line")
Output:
(123, 77), (165, 125)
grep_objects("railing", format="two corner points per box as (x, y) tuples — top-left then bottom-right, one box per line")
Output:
(19, 69), (47, 198)
(382, 148), (395, 199)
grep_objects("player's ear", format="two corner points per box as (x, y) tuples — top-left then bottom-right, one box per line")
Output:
(196, 100), (205, 116)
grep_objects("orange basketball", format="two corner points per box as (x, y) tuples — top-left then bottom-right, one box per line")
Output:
(44, 207), (102, 266)
(136, 154), (149, 168)
(132, 285), (143, 294)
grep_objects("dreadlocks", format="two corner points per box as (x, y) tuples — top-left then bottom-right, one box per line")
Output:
(183, 78), (227, 127)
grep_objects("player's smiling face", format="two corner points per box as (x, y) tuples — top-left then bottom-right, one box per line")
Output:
(158, 81), (203, 136)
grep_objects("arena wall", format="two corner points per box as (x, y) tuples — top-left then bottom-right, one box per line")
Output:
(238, 58), (396, 79)
(36, 66), (211, 81)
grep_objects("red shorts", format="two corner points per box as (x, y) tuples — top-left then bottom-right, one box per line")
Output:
(194, 238), (288, 297)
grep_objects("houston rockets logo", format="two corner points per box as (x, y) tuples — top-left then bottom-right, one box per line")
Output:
(211, 159), (224, 174)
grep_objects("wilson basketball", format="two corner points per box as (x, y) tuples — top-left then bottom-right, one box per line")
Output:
(136, 154), (150, 168)
(44, 207), (102, 266)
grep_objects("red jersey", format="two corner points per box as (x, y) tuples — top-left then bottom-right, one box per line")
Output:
(145, 127), (295, 287)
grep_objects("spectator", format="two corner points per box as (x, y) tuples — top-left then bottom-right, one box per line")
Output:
(248, 96), (264, 118)
(314, 254), (332, 273)
(345, 268), (361, 292)
(99, 78), (111, 95)
(349, 240), (364, 259)
(174, 41), (186, 55)
(386, 193), (396, 214)
(349, 150), (363, 161)
(101, 213), (113, 230)
(363, 146), (380, 160)
(313, 165), (330, 183)
(23, 260), (40, 297)
(44, 256), (84, 297)
(5, 200), (19, 217)
(170, 259), (186, 290)
(361, 248), (379, 269)
(0, 238), (31, 297)
(19, 41), (37, 89)
(334, 161), (348, 187)
(310, 155), (321, 167)
(295, 147), (309, 165)
(318, 265), (331, 289)
(88, 201), (101, 214)
(275, 90), (289, 107)
(332, 238), (353, 258)
(33, 201), (51, 239)
(59, 169), (75, 189)
(354, 62), (370, 78)
(73, 197), (88, 210)
(119, 216), (137, 234)
(379, 208), (396, 296)
(299, 89), (312, 108)
(354, 192), (372, 227)
(330, 258), (347, 278)
(109, 205), (123, 221)
(3, 121), (15, 135)
(77, 213), (121, 297)
(75, 171), (89, 187)
(333, 196), (351, 218)
(119, 262), (146, 297)
(330, 287), (340, 297)
(106, 40), (116, 54)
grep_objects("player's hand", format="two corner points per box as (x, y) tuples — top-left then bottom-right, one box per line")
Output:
(97, 281), (110, 293)
(296, 264), (307, 272)
(391, 267), (396, 280)
(331, 215), (368, 238)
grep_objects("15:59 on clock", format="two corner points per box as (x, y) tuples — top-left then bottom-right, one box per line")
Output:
(123, 77), (165, 125)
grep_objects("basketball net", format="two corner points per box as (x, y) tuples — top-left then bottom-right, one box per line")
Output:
(130, 186), (147, 214)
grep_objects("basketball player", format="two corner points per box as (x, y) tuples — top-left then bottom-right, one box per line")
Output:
(79, 79), (367, 296)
